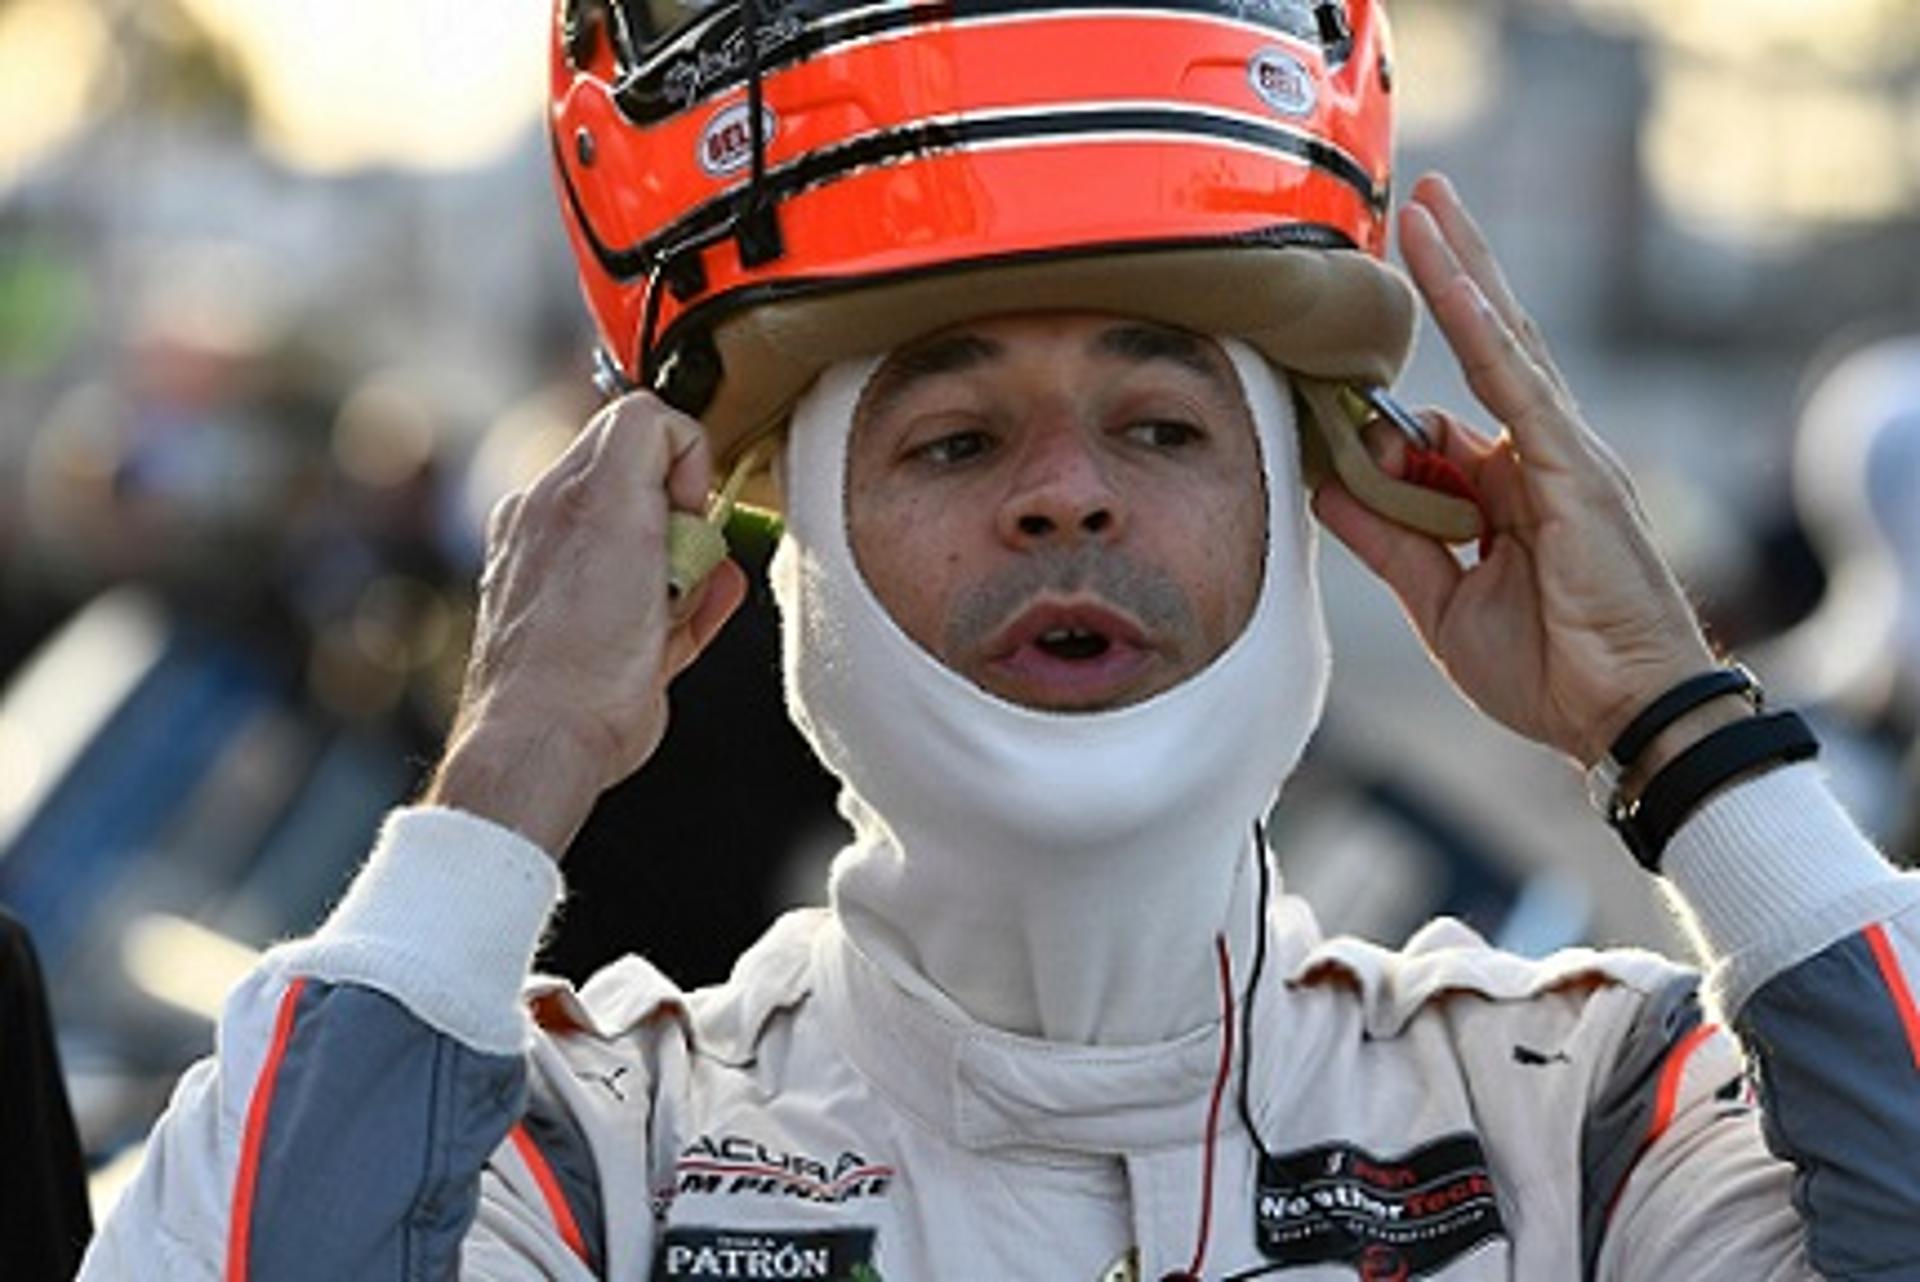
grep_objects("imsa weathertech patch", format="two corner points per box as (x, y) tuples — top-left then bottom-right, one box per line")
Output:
(652, 1227), (880, 1281)
(1254, 1133), (1506, 1277)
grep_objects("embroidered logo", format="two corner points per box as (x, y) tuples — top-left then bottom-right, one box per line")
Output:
(652, 1227), (879, 1280)
(1511, 1044), (1572, 1067)
(1254, 1133), (1505, 1275)
(672, 1133), (894, 1204)
(575, 1064), (631, 1101)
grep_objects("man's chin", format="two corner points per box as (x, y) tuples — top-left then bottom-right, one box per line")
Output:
(969, 667), (1179, 714)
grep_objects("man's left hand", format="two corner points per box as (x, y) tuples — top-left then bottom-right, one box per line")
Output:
(1312, 172), (1718, 767)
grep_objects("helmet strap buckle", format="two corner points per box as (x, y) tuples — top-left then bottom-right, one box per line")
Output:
(664, 249), (709, 302)
(735, 200), (785, 269)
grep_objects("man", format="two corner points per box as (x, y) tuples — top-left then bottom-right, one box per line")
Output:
(85, 0), (1920, 1277)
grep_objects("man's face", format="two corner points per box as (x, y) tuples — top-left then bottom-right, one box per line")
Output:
(845, 313), (1267, 712)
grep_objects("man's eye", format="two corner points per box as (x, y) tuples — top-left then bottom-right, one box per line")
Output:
(1125, 419), (1204, 449)
(910, 430), (993, 466)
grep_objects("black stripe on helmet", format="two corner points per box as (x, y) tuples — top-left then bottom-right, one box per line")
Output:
(615, 0), (1328, 125)
(556, 104), (1385, 285)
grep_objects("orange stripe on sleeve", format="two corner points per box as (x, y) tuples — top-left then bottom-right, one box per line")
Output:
(1864, 923), (1920, 1073)
(1648, 1022), (1719, 1145)
(226, 977), (308, 1282)
(1605, 1019), (1722, 1226)
(510, 1122), (591, 1265)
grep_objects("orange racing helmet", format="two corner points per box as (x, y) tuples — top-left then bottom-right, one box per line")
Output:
(549, 0), (1479, 538)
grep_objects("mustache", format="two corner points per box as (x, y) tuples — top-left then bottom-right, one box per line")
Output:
(943, 545), (1195, 655)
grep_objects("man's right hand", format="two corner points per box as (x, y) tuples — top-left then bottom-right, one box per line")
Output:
(425, 393), (749, 856)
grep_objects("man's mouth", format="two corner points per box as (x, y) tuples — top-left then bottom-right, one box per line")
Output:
(982, 600), (1159, 708)
(1033, 626), (1112, 661)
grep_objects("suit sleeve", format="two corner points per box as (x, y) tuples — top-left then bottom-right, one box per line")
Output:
(1732, 901), (1920, 1277)
(78, 808), (605, 1281)
(1588, 763), (1920, 1280)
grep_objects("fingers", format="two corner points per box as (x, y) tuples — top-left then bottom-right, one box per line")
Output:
(446, 389), (742, 802)
(603, 391), (714, 517)
(1399, 203), (1583, 474)
(485, 490), (522, 545)
(1312, 478), (1460, 643)
(535, 392), (714, 527)
(654, 402), (716, 517)
(480, 492), (523, 594)
(1422, 408), (1499, 473)
(1405, 174), (1570, 397)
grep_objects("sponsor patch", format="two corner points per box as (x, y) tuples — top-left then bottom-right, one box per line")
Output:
(1254, 1133), (1505, 1277)
(672, 1133), (894, 1204)
(698, 102), (779, 178)
(652, 1227), (880, 1281)
(1248, 46), (1317, 117)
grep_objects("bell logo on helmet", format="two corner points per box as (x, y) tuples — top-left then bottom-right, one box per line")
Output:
(698, 102), (779, 178)
(1248, 47), (1317, 117)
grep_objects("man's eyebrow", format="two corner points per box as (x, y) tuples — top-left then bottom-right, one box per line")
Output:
(1093, 323), (1231, 390)
(859, 332), (1004, 426)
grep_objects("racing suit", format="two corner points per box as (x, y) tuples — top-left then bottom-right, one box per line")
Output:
(83, 761), (1920, 1280)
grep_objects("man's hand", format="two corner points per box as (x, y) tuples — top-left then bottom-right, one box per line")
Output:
(426, 393), (749, 855)
(1313, 172), (1723, 768)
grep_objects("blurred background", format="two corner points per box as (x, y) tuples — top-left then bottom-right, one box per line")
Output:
(1, 0), (1917, 1246)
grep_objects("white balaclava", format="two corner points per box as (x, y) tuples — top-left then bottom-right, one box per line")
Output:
(769, 338), (1330, 1046)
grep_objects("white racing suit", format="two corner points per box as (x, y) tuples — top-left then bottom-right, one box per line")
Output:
(85, 763), (1920, 1281)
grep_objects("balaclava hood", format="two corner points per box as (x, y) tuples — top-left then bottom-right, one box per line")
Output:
(770, 338), (1329, 1045)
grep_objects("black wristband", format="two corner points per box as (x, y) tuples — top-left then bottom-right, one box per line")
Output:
(1607, 665), (1758, 771)
(1611, 708), (1819, 872)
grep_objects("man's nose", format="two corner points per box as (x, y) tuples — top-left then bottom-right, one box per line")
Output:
(996, 422), (1125, 545)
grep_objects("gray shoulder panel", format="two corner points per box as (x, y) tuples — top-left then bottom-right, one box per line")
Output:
(518, 1064), (608, 1274)
(1737, 928), (1920, 1278)
(245, 981), (526, 1280)
(1578, 972), (1716, 1280)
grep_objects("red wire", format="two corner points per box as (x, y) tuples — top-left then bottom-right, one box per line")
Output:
(1180, 934), (1238, 1281)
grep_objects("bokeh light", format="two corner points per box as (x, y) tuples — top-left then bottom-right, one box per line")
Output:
(164, 0), (548, 173)
(1571, 0), (1920, 240)
(0, 0), (116, 191)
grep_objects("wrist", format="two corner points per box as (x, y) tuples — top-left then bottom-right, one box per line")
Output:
(1614, 692), (1758, 808)
(425, 717), (607, 858)
(1581, 646), (1719, 768)
(1610, 708), (1821, 872)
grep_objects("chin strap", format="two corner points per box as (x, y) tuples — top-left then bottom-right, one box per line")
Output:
(1294, 377), (1485, 547)
(735, 0), (785, 267)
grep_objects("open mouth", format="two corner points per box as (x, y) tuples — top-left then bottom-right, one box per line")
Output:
(1033, 626), (1113, 662)
(980, 600), (1157, 708)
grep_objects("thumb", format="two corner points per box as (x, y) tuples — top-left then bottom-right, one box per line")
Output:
(665, 558), (750, 677)
(1311, 478), (1460, 643)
